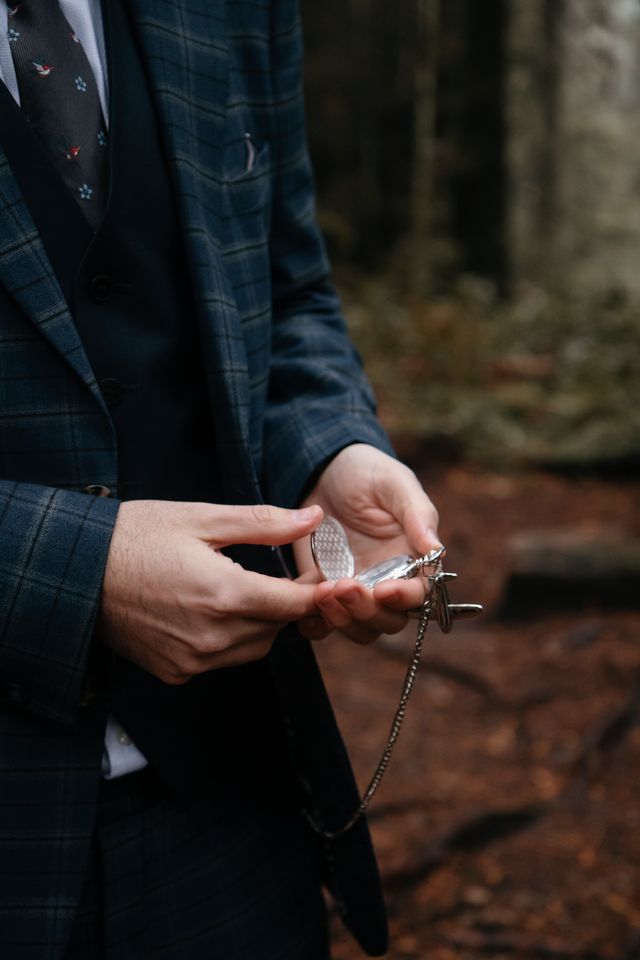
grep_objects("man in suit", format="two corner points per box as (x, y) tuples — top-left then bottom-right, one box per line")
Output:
(0, 0), (440, 957)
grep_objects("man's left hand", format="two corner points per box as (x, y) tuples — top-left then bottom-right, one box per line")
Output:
(293, 444), (442, 645)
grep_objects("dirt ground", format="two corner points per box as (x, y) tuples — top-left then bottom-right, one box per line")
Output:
(316, 458), (640, 960)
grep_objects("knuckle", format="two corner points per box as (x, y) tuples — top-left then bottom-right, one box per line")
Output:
(210, 586), (235, 617)
(190, 632), (215, 657)
(213, 634), (232, 654)
(251, 503), (275, 526)
(198, 630), (228, 655)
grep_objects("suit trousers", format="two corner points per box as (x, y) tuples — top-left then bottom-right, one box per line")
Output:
(64, 765), (331, 960)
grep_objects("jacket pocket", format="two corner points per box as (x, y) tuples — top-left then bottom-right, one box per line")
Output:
(223, 136), (271, 215)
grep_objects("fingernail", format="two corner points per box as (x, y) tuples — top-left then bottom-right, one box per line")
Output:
(295, 505), (320, 523)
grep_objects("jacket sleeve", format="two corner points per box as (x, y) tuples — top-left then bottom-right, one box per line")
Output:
(261, 0), (395, 509)
(0, 480), (119, 724)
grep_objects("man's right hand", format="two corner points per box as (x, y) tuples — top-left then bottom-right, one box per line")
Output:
(98, 500), (323, 684)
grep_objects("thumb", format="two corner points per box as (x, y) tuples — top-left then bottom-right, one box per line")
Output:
(202, 503), (323, 549)
(384, 469), (442, 556)
(401, 494), (442, 557)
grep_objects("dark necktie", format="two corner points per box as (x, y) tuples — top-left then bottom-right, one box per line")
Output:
(5, 0), (108, 229)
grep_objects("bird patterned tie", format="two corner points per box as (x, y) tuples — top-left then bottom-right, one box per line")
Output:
(5, 0), (108, 229)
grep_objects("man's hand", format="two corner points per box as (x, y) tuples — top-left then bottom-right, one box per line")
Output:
(293, 444), (441, 645)
(98, 500), (323, 684)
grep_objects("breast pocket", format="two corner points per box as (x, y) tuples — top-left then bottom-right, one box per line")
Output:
(220, 134), (273, 318)
(222, 135), (271, 217)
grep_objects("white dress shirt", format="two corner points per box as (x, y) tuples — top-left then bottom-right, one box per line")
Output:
(0, 0), (148, 780)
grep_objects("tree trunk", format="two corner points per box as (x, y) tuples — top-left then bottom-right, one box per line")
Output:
(409, 0), (441, 296)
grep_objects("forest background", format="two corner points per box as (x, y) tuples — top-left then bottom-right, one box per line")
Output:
(300, 2), (640, 958)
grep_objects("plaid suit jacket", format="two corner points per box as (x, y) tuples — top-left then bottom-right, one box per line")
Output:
(0, 1), (393, 955)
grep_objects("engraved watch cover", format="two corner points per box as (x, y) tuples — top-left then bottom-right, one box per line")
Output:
(310, 516), (355, 581)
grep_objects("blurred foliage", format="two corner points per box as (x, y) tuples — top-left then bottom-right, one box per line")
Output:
(302, 0), (640, 466)
(340, 273), (640, 467)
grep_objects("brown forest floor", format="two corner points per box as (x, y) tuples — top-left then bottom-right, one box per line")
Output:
(316, 457), (640, 960)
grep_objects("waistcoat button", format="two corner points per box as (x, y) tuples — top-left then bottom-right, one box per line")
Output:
(6, 682), (29, 705)
(90, 274), (114, 302)
(99, 377), (123, 406)
(83, 484), (113, 497)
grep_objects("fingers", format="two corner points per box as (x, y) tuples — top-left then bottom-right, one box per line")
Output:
(313, 578), (419, 645)
(211, 565), (319, 622)
(161, 625), (283, 682)
(202, 503), (323, 549)
(372, 576), (430, 610)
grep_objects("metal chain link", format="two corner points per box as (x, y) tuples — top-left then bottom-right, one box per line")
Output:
(303, 593), (434, 840)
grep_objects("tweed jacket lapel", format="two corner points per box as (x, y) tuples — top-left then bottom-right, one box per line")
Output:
(128, 0), (257, 496)
(0, 150), (108, 413)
